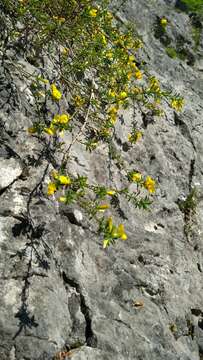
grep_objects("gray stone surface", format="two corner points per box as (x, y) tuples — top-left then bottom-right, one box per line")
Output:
(0, 1), (203, 360)
(0, 158), (22, 191)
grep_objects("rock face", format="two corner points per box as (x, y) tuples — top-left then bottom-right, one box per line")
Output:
(0, 1), (203, 359)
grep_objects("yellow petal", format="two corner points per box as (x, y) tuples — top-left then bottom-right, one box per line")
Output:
(106, 190), (116, 196)
(144, 176), (156, 193)
(103, 239), (110, 248)
(89, 8), (97, 17)
(44, 127), (55, 136)
(135, 71), (142, 80)
(119, 91), (127, 100)
(97, 204), (110, 210)
(47, 182), (57, 196)
(132, 172), (142, 182)
(58, 175), (71, 185)
(59, 114), (70, 124)
(51, 84), (62, 101)
(121, 233), (127, 241)
(160, 18), (167, 26)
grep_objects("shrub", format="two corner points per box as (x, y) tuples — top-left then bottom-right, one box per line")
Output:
(1, 0), (184, 247)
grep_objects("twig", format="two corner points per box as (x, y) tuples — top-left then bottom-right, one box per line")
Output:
(61, 87), (94, 167)
(27, 163), (50, 225)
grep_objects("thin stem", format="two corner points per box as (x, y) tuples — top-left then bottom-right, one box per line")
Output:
(61, 87), (94, 167)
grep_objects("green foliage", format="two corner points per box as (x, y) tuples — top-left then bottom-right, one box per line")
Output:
(178, 0), (203, 14)
(178, 188), (198, 239)
(165, 47), (177, 59)
(192, 25), (202, 50)
(179, 188), (197, 214)
(165, 39), (196, 65)
(1, 0), (185, 247)
(98, 217), (128, 248)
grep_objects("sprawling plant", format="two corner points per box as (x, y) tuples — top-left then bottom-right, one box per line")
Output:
(2, 0), (184, 247)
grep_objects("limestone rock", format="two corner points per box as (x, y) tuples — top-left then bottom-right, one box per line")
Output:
(0, 1), (203, 360)
(0, 158), (22, 191)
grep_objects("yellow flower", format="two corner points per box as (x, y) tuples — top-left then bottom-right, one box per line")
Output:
(59, 196), (66, 202)
(89, 8), (97, 17)
(106, 190), (116, 196)
(58, 175), (71, 185)
(97, 204), (110, 212)
(52, 114), (70, 124)
(107, 106), (118, 124)
(47, 182), (57, 196)
(144, 176), (156, 193)
(128, 131), (142, 143)
(108, 106), (118, 115)
(59, 114), (70, 124)
(109, 114), (117, 124)
(44, 127), (55, 136)
(128, 55), (135, 63)
(136, 131), (142, 140)
(119, 91), (127, 100)
(117, 224), (127, 240)
(171, 98), (184, 112)
(135, 70), (143, 80)
(51, 84), (62, 101)
(160, 18), (168, 26)
(131, 172), (142, 182)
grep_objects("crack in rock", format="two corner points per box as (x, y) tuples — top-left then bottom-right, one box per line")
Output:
(174, 112), (196, 151)
(188, 158), (196, 191)
(62, 272), (97, 349)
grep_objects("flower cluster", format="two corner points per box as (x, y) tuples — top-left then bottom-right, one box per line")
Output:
(47, 171), (72, 196)
(128, 171), (156, 193)
(171, 98), (184, 112)
(44, 114), (71, 136)
(100, 217), (128, 249)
